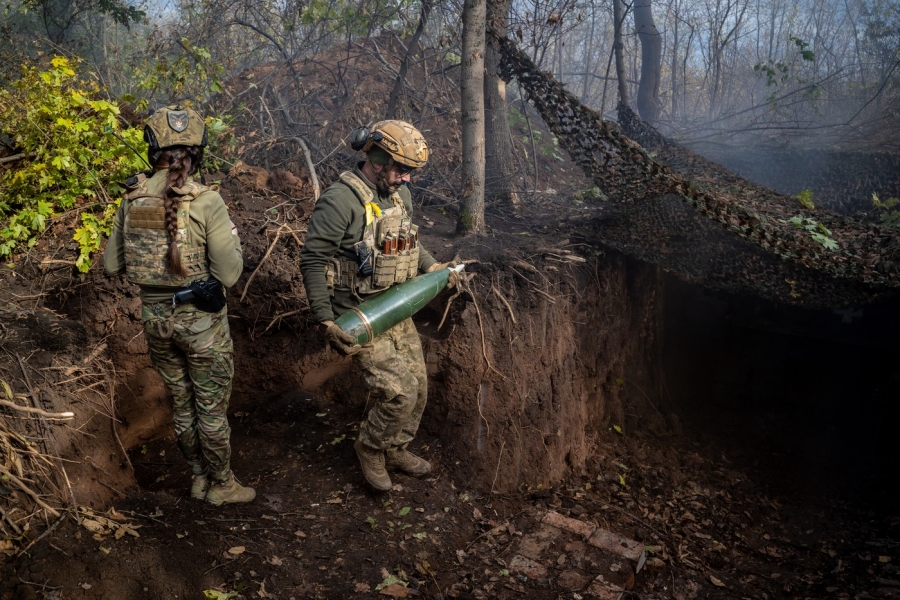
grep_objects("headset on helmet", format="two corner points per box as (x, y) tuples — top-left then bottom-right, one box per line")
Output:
(143, 105), (208, 151)
(349, 120), (428, 169)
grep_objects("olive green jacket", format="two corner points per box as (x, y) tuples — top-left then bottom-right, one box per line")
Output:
(104, 171), (243, 305)
(300, 165), (436, 323)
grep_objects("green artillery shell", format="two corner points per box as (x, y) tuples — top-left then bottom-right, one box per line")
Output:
(334, 265), (464, 345)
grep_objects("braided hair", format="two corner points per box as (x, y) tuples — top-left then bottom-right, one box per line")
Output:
(150, 145), (204, 277)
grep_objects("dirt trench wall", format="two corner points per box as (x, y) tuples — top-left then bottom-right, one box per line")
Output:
(415, 254), (668, 493)
(49, 249), (667, 499)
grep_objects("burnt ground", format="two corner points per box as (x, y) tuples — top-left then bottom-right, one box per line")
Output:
(1, 165), (899, 600)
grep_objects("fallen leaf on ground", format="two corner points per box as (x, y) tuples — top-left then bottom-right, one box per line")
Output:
(379, 583), (410, 597)
(228, 546), (245, 555)
(202, 591), (237, 600)
(710, 575), (726, 587)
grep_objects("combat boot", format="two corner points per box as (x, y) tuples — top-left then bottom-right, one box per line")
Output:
(206, 473), (256, 506)
(386, 447), (431, 477)
(354, 440), (392, 491)
(190, 473), (210, 500)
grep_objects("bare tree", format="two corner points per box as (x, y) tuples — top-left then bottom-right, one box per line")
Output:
(634, 0), (662, 121)
(613, 0), (630, 105)
(458, 0), (487, 234)
(485, 0), (519, 207)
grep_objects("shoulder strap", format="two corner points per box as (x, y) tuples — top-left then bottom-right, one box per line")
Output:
(171, 180), (214, 199)
(338, 171), (374, 206)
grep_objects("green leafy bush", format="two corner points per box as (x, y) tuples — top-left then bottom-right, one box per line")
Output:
(872, 192), (900, 228)
(784, 215), (839, 250)
(0, 56), (147, 271)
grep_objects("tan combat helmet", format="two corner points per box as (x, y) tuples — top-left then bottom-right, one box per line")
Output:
(143, 105), (208, 151)
(356, 120), (428, 169)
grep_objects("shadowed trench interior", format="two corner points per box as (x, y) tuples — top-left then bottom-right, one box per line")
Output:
(661, 274), (900, 507)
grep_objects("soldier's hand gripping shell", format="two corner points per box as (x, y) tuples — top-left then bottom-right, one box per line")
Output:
(323, 320), (362, 356)
(427, 261), (460, 289)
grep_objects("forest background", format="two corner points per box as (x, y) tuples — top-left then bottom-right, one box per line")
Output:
(1, 0), (899, 266)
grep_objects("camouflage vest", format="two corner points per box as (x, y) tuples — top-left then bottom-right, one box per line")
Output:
(122, 174), (212, 287)
(326, 171), (420, 295)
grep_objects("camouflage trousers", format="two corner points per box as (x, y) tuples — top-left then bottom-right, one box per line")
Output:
(142, 302), (234, 481)
(354, 318), (428, 451)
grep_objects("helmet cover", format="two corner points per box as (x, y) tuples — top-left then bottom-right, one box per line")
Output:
(143, 105), (208, 150)
(363, 120), (428, 169)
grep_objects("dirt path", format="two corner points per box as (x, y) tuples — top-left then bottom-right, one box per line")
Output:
(3, 381), (897, 599)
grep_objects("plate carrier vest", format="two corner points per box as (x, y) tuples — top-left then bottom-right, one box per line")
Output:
(325, 171), (420, 295)
(122, 173), (212, 287)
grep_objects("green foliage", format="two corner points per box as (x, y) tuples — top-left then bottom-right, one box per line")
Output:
(128, 39), (225, 110)
(784, 215), (839, 250)
(872, 192), (900, 228)
(19, 0), (145, 28)
(0, 56), (146, 269)
(300, 0), (412, 37)
(204, 115), (238, 172)
(573, 186), (607, 205)
(790, 36), (816, 63)
(73, 200), (119, 272)
(753, 36), (818, 107)
(794, 189), (815, 210)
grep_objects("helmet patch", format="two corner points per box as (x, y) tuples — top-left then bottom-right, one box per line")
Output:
(167, 110), (189, 133)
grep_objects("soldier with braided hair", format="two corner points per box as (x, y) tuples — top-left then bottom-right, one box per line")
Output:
(104, 106), (255, 505)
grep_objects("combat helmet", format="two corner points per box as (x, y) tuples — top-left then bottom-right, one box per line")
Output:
(350, 120), (428, 169)
(143, 105), (208, 151)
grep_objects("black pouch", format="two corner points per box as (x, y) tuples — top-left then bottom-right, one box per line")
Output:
(187, 279), (227, 313)
(354, 241), (374, 277)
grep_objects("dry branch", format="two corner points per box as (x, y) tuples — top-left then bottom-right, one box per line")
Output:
(491, 284), (517, 324)
(0, 465), (60, 518)
(0, 400), (74, 420)
(241, 223), (288, 302)
(0, 153), (25, 164)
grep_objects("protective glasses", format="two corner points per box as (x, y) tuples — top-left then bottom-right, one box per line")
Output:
(393, 163), (415, 176)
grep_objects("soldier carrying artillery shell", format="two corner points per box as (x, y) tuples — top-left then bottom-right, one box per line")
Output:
(300, 120), (459, 491)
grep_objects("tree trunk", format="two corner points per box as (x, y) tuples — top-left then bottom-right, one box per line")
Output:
(670, 0), (679, 118)
(634, 0), (662, 122)
(484, 0), (519, 208)
(458, 0), (486, 235)
(386, 0), (433, 119)
(613, 0), (630, 106)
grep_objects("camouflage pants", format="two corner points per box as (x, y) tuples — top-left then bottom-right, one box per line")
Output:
(354, 318), (428, 451)
(142, 302), (234, 481)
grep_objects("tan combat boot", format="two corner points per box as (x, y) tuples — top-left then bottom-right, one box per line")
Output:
(206, 473), (256, 506)
(354, 440), (392, 491)
(190, 473), (210, 500)
(386, 447), (432, 477)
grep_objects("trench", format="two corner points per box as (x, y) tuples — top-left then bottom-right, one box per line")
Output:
(98, 247), (900, 507)
(661, 274), (900, 505)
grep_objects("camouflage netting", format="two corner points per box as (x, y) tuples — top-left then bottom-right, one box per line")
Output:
(683, 145), (900, 216)
(495, 36), (900, 308)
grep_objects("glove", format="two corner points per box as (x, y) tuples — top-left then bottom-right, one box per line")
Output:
(427, 261), (460, 289)
(322, 320), (361, 356)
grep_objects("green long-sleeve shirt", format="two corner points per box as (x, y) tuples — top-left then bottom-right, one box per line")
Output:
(300, 165), (436, 323)
(104, 171), (243, 305)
